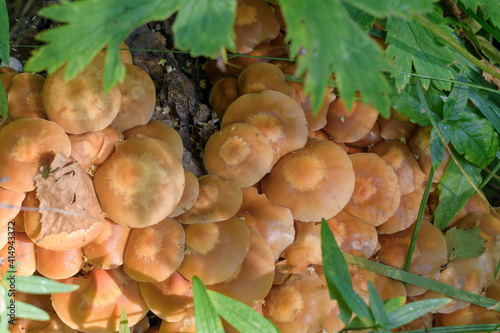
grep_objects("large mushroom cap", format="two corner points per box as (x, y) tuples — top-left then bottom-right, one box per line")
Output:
(93, 138), (185, 228)
(261, 138), (355, 222)
(238, 62), (295, 98)
(42, 55), (122, 134)
(221, 90), (308, 166)
(0, 118), (71, 192)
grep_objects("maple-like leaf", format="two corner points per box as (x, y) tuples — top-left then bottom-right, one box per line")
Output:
(459, 0), (500, 29)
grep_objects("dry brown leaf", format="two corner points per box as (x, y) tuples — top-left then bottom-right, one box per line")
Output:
(34, 153), (105, 241)
(481, 59), (500, 90)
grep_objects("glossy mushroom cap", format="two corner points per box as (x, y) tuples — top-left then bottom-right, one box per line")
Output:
(7, 73), (47, 120)
(168, 170), (199, 217)
(93, 138), (185, 228)
(42, 55), (122, 134)
(378, 109), (418, 141)
(261, 138), (355, 222)
(0, 118), (71, 192)
(36, 246), (84, 280)
(203, 122), (273, 187)
(110, 64), (156, 132)
(238, 63), (295, 98)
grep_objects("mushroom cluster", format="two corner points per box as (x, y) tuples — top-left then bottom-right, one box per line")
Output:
(1, 1), (500, 331)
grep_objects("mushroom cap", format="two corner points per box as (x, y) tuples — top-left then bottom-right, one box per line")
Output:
(377, 185), (424, 234)
(208, 227), (275, 307)
(175, 175), (242, 224)
(93, 138), (185, 228)
(348, 122), (383, 149)
(203, 122), (273, 187)
(0, 232), (36, 276)
(0, 118), (71, 192)
(122, 120), (183, 160)
(0, 186), (25, 226)
(261, 138), (355, 222)
(110, 64), (156, 132)
(52, 267), (149, 332)
(69, 126), (123, 170)
(124, 217), (185, 282)
(177, 216), (251, 285)
(168, 170), (200, 218)
(140, 271), (194, 322)
(209, 77), (239, 119)
(233, 0), (280, 53)
(368, 140), (425, 195)
(0, 71), (17, 94)
(221, 90), (308, 166)
(378, 108), (418, 141)
(82, 218), (131, 270)
(7, 73), (46, 120)
(236, 186), (294, 261)
(344, 153), (401, 226)
(323, 99), (380, 143)
(326, 210), (378, 259)
(36, 246), (84, 280)
(42, 55), (122, 134)
(282, 222), (322, 274)
(262, 272), (331, 333)
(238, 63), (295, 98)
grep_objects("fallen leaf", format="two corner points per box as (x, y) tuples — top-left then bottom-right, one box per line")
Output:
(481, 59), (500, 90)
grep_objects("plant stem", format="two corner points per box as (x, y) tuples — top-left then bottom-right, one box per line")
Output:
(414, 15), (500, 82)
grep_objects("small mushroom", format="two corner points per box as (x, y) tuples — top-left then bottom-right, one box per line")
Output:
(168, 170), (200, 218)
(7, 73), (46, 120)
(209, 77), (239, 119)
(238, 63), (295, 98)
(378, 109), (418, 141)
(377, 185), (424, 234)
(0, 232), (36, 276)
(36, 246), (84, 280)
(0, 186), (25, 226)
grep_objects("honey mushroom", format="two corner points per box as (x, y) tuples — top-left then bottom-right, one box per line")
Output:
(235, 186), (295, 261)
(168, 170), (199, 218)
(209, 77), (239, 119)
(7, 73), (46, 120)
(0, 232), (36, 276)
(238, 62), (295, 98)
(203, 122), (273, 187)
(0, 186), (25, 226)
(260, 138), (355, 222)
(123, 217), (185, 282)
(281, 222), (322, 274)
(378, 108), (418, 141)
(36, 246), (84, 280)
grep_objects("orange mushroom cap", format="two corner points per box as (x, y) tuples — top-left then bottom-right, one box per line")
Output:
(238, 63), (295, 98)
(93, 138), (185, 228)
(209, 77), (239, 119)
(36, 246), (84, 280)
(7, 73), (46, 120)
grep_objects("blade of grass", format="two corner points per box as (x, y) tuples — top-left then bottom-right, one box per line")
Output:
(367, 281), (388, 327)
(401, 323), (500, 332)
(7, 275), (79, 294)
(385, 298), (450, 329)
(15, 300), (50, 321)
(456, 1), (500, 44)
(344, 254), (500, 311)
(192, 276), (224, 333)
(403, 166), (435, 273)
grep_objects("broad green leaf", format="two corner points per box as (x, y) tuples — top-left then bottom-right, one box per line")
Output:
(280, 0), (393, 116)
(173, 0), (236, 57)
(25, 0), (183, 92)
(0, 80), (6, 119)
(345, 253), (500, 311)
(430, 127), (446, 169)
(15, 300), (50, 321)
(385, 17), (455, 91)
(443, 67), (469, 121)
(391, 81), (444, 126)
(6, 274), (79, 294)
(343, 0), (436, 19)
(445, 110), (499, 168)
(477, 35), (500, 65)
(119, 307), (130, 333)
(459, 0), (500, 29)
(192, 276), (224, 333)
(342, 2), (375, 31)
(367, 281), (388, 327)
(0, 0), (8, 63)
(383, 297), (405, 313)
(320, 219), (352, 324)
(333, 276), (374, 326)
(434, 156), (483, 230)
(385, 298), (450, 329)
(445, 226), (486, 261)
(207, 290), (280, 333)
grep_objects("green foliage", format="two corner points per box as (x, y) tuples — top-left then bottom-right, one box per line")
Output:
(280, 0), (393, 117)
(5, 273), (79, 294)
(15, 301), (50, 321)
(445, 226), (486, 262)
(344, 0), (437, 19)
(0, 0), (8, 64)
(0, 81), (6, 119)
(385, 17), (455, 92)
(118, 307), (130, 333)
(459, 0), (500, 29)
(192, 276), (224, 333)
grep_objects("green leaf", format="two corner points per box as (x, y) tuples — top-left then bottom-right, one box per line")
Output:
(0, 0), (8, 63)
(119, 307), (130, 333)
(192, 276), (224, 333)
(280, 0), (393, 117)
(173, 0), (236, 57)
(367, 281), (388, 327)
(343, 0), (436, 19)
(25, 0), (183, 92)
(403, 324), (500, 332)
(430, 127), (446, 169)
(207, 290), (280, 333)
(477, 35), (500, 65)
(0, 284), (8, 332)
(15, 300), (50, 321)
(385, 298), (450, 329)
(459, 0), (500, 29)
(342, 2), (375, 31)
(5, 274), (79, 294)
(434, 156), (483, 230)
(383, 297), (405, 313)
(385, 17), (455, 91)
(320, 219), (353, 324)
(334, 276), (374, 326)
(445, 226), (486, 261)
(443, 67), (469, 121)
